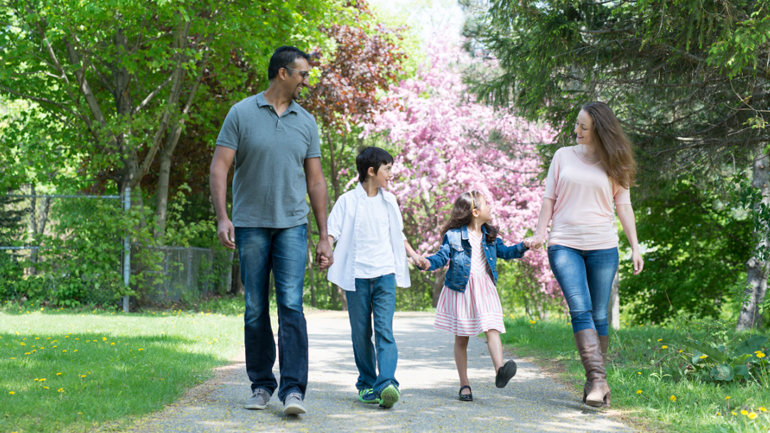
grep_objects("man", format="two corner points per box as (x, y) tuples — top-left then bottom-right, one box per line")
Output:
(210, 46), (333, 416)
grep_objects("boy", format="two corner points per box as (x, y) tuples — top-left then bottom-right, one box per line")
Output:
(325, 146), (428, 408)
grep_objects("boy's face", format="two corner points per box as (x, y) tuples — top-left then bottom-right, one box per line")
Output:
(368, 163), (393, 189)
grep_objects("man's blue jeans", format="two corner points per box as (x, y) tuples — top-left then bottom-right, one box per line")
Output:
(548, 245), (619, 336)
(346, 274), (399, 396)
(236, 225), (308, 403)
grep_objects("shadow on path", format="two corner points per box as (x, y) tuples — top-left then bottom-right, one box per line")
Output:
(129, 312), (634, 433)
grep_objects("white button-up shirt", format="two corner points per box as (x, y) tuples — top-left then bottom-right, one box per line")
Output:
(327, 183), (410, 291)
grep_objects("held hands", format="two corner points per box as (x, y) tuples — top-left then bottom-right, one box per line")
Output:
(316, 238), (334, 270)
(410, 254), (430, 271)
(523, 235), (545, 250)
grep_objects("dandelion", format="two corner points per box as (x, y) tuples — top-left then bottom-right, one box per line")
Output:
(748, 412), (758, 420)
(760, 407), (767, 412)
(636, 390), (642, 394)
(757, 352), (766, 358)
(74, 350), (77, 352)
(40, 378), (46, 382)
(20, 342), (25, 346)
(662, 346), (668, 349)
(9, 391), (14, 395)
(62, 350), (67, 353)
(700, 355), (708, 359)
(138, 348), (144, 351)
(679, 350), (683, 353)
(657, 339), (662, 342)
(716, 412), (721, 416)
(529, 320), (536, 324)
(43, 386), (49, 390)
(669, 395), (676, 402)
(102, 337), (107, 341)
(58, 388), (64, 393)
(732, 412), (737, 416)
(741, 410), (748, 416)
(637, 372), (642, 375)
(726, 396), (731, 400)
(111, 343), (115, 346)
(56, 373), (62, 376)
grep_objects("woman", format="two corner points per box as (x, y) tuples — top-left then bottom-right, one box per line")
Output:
(527, 102), (643, 408)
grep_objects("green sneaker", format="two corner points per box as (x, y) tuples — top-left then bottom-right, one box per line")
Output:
(358, 388), (379, 404)
(378, 384), (400, 409)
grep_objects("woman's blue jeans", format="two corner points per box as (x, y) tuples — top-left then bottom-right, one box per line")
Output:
(346, 274), (399, 396)
(548, 245), (619, 336)
(236, 225), (308, 403)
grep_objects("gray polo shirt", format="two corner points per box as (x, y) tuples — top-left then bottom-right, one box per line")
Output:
(216, 92), (321, 228)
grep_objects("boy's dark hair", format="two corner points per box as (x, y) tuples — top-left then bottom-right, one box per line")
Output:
(268, 46), (311, 80)
(356, 146), (394, 183)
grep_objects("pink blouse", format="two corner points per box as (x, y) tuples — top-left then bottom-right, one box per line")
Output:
(543, 146), (631, 250)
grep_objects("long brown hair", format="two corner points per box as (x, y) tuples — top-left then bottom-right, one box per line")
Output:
(439, 191), (499, 243)
(581, 102), (637, 189)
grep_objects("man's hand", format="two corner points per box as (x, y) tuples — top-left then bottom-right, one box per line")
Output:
(316, 237), (333, 270)
(217, 218), (236, 250)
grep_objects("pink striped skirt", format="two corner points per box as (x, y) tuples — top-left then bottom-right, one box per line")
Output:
(433, 272), (506, 336)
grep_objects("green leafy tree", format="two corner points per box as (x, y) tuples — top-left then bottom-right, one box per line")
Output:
(618, 177), (753, 323)
(0, 0), (333, 240)
(465, 0), (770, 328)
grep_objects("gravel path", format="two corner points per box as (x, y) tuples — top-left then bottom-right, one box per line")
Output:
(130, 311), (635, 432)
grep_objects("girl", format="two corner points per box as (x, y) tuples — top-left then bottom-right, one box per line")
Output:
(526, 102), (643, 408)
(421, 191), (531, 401)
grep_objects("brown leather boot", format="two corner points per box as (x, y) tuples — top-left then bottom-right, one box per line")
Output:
(574, 329), (610, 408)
(583, 335), (609, 402)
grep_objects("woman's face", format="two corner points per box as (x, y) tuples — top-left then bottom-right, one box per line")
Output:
(574, 110), (595, 146)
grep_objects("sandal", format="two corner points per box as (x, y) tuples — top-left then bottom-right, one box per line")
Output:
(458, 385), (473, 402)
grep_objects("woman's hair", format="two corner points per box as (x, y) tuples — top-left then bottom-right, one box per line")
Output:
(439, 191), (498, 243)
(581, 102), (637, 189)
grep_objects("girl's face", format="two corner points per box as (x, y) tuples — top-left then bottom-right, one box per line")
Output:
(472, 194), (492, 223)
(574, 110), (595, 146)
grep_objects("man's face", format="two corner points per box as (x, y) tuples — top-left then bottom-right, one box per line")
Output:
(283, 58), (310, 101)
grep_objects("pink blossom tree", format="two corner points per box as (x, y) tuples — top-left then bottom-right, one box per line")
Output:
(362, 40), (558, 307)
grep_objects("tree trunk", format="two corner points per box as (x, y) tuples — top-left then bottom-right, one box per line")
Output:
(737, 147), (770, 331)
(608, 270), (620, 330)
(431, 269), (447, 308)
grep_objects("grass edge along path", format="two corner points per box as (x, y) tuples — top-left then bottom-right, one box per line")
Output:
(1, 307), (245, 433)
(500, 316), (770, 433)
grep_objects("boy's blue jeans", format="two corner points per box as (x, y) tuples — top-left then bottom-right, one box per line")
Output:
(235, 225), (308, 403)
(346, 274), (399, 395)
(547, 245), (619, 336)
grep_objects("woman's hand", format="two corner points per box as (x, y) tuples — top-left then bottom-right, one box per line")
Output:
(632, 249), (644, 275)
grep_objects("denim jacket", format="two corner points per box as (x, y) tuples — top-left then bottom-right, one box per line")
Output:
(425, 225), (528, 293)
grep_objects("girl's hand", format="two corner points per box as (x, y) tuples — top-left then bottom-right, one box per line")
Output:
(632, 250), (644, 275)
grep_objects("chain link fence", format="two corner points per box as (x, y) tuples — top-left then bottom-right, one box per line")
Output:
(133, 245), (233, 305)
(0, 192), (234, 308)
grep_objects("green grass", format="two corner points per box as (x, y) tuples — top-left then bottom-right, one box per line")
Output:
(1, 305), (245, 433)
(502, 315), (770, 433)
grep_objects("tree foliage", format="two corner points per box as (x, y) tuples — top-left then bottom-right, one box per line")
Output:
(618, 177), (753, 323)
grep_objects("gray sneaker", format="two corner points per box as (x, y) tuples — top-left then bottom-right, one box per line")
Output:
(283, 392), (307, 415)
(244, 388), (271, 410)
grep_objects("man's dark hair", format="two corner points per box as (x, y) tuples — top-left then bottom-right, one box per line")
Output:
(356, 147), (394, 183)
(268, 46), (311, 80)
